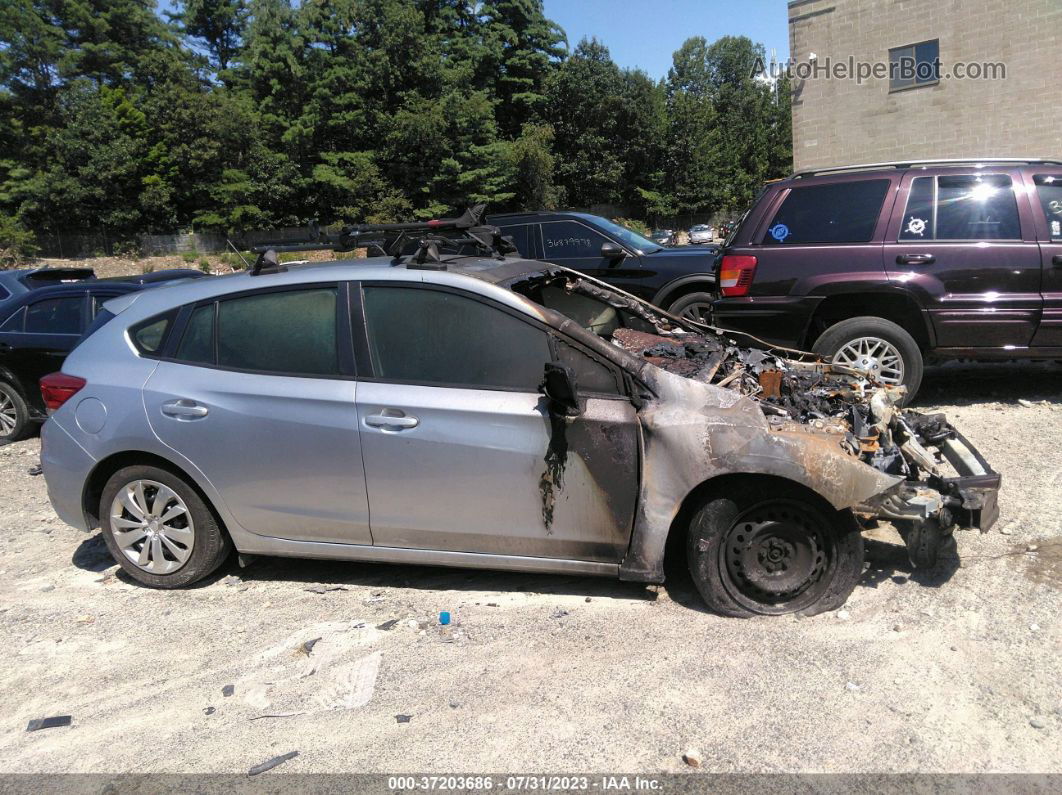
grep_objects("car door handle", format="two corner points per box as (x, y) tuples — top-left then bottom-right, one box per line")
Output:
(161, 400), (209, 420)
(364, 409), (419, 431)
(896, 254), (936, 265)
(1053, 255), (1062, 267)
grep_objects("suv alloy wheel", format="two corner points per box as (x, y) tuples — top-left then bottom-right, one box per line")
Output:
(812, 317), (924, 404)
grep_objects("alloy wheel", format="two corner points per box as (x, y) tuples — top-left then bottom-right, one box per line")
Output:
(109, 479), (195, 574)
(0, 391), (17, 436)
(831, 336), (905, 385)
(677, 301), (713, 324)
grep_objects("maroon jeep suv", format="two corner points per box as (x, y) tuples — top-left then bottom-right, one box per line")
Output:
(713, 158), (1062, 400)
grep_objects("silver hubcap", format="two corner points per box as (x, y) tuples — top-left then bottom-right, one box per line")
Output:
(0, 391), (17, 436)
(109, 480), (195, 574)
(677, 301), (713, 324)
(832, 336), (905, 385)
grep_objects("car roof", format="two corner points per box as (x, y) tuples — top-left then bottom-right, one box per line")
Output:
(102, 255), (561, 321)
(788, 157), (1062, 181)
(487, 210), (602, 223)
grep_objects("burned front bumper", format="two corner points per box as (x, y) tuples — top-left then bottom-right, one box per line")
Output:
(857, 429), (1001, 566)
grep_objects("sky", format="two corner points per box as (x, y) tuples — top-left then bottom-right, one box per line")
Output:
(543, 0), (791, 80)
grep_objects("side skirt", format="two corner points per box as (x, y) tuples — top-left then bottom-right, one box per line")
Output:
(234, 536), (620, 578)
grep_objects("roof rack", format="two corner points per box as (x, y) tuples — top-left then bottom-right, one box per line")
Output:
(791, 157), (1062, 179)
(245, 204), (515, 276)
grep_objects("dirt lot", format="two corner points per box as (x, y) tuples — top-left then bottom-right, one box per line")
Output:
(0, 362), (1060, 775)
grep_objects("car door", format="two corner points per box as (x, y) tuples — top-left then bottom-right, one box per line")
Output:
(884, 169), (1042, 349)
(0, 293), (86, 411)
(354, 282), (639, 562)
(1028, 169), (1062, 347)
(143, 283), (373, 545)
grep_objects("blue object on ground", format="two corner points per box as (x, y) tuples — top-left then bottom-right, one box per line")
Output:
(440, 611), (451, 625)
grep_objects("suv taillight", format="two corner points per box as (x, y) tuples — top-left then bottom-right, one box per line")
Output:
(719, 255), (758, 297)
(40, 373), (86, 412)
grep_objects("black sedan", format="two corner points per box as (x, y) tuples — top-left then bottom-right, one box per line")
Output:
(487, 211), (719, 322)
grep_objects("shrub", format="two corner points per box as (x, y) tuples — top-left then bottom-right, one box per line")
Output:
(181, 250), (199, 263)
(0, 215), (38, 268)
(114, 239), (140, 259)
(198, 258), (211, 272)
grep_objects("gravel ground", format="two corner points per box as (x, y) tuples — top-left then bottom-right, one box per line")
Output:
(0, 361), (1059, 774)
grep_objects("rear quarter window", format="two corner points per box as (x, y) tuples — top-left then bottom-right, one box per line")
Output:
(762, 179), (891, 245)
(128, 310), (177, 355)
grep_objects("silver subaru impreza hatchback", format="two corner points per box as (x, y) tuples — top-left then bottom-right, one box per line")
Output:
(40, 252), (1000, 616)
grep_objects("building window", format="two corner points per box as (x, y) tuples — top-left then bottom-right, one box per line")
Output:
(889, 39), (940, 92)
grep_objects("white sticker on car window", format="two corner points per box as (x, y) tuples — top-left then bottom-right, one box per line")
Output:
(905, 217), (927, 237)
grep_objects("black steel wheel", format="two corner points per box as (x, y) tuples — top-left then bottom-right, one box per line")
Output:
(687, 481), (864, 617)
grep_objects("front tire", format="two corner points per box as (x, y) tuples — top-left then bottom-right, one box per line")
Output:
(667, 291), (716, 324)
(0, 381), (32, 443)
(812, 316), (924, 404)
(100, 465), (232, 588)
(687, 482), (864, 617)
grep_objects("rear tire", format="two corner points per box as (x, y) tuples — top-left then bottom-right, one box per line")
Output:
(100, 465), (232, 588)
(812, 316), (923, 404)
(0, 381), (32, 443)
(667, 291), (716, 324)
(687, 481), (864, 617)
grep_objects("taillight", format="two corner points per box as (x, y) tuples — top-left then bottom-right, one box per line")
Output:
(719, 255), (758, 297)
(40, 373), (86, 412)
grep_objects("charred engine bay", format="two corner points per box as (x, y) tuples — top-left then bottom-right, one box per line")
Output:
(533, 277), (961, 484)
(609, 323), (947, 480)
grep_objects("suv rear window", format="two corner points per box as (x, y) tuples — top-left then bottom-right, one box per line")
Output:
(762, 179), (890, 244)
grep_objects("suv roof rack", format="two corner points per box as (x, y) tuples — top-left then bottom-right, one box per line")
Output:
(791, 157), (1062, 179)
(245, 204), (515, 276)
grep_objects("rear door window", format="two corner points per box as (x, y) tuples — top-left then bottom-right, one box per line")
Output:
(900, 174), (1021, 241)
(762, 179), (890, 244)
(25, 296), (83, 334)
(217, 288), (339, 376)
(1033, 174), (1062, 240)
(176, 305), (215, 364)
(362, 286), (551, 390)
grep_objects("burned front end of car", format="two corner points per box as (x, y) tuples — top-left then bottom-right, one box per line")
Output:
(515, 270), (1001, 572)
(611, 310), (1000, 568)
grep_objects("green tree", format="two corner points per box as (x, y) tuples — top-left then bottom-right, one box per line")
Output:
(171, 0), (249, 76)
(544, 37), (625, 208)
(481, 0), (565, 137)
(663, 36), (719, 217)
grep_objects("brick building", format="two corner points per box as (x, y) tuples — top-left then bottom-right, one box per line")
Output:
(787, 0), (1061, 171)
